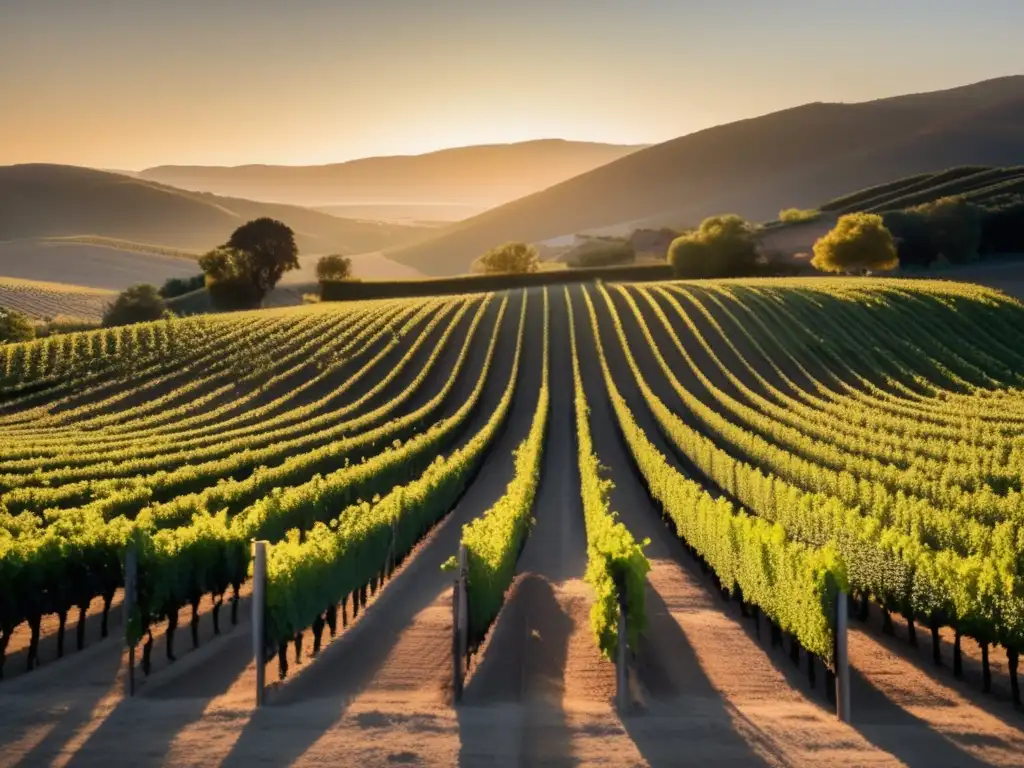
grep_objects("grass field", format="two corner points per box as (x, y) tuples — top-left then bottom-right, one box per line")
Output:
(1, 278), (1023, 766)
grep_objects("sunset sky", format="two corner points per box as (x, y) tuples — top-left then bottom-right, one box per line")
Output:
(2, 0), (1023, 169)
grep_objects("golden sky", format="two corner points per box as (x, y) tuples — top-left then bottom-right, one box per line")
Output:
(2, 0), (1023, 169)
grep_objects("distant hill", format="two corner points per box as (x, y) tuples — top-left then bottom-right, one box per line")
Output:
(383, 76), (1024, 275)
(0, 164), (434, 256)
(137, 140), (647, 209)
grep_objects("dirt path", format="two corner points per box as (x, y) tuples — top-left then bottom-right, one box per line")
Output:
(457, 286), (635, 765)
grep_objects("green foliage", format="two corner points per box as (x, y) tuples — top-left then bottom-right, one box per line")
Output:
(667, 215), (759, 278)
(102, 284), (171, 327)
(461, 290), (549, 650)
(472, 242), (540, 275)
(262, 294), (526, 650)
(778, 208), (821, 224)
(812, 213), (898, 273)
(0, 308), (35, 343)
(316, 254), (353, 283)
(159, 275), (205, 299)
(570, 288), (649, 659)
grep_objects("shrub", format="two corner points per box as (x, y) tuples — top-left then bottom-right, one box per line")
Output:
(778, 208), (821, 224)
(0, 308), (36, 343)
(159, 274), (205, 299)
(564, 238), (636, 268)
(667, 214), (759, 278)
(316, 254), (353, 282)
(471, 242), (539, 274)
(811, 213), (898, 274)
(102, 284), (172, 327)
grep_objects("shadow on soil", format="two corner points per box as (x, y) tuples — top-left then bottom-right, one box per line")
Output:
(458, 573), (574, 766)
(623, 583), (775, 767)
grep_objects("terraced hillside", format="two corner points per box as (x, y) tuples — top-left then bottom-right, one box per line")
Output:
(1, 279), (1023, 766)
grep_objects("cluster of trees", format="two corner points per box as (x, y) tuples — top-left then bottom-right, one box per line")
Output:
(159, 274), (205, 299)
(884, 195), (1024, 267)
(812, 213), (898, 274)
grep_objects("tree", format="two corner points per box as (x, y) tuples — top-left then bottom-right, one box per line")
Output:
(316, 254), (353, 282)
(102, 284), (171, 327)
(811, 213), (898, 274)
(199, 247), (264, 311)
(471, 242), (539, 274)
(226, 217), (299, 294)
(667, 214), (759, 278)
(198, 218), (300, 310)
(0, 308), (35, 343)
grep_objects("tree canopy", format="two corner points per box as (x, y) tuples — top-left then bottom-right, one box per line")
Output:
(199, 218), (299, 310)
(811, 213), (899, 274)
(667, 214), (759, 278)
(316, 254), (353, 282)
(102, 284), (171, 327)
(0, 308), (35, 343)
(471, 242), (540, 274)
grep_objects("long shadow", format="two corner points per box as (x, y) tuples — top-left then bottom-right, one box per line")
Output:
(219, 290), (531, 767)
(848, 665), (992, 768)
(58, 628), (257, 766)
(0, 642), (123, 766)
(459, 574), (575, 766)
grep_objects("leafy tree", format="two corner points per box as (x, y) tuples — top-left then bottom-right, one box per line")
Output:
(472, 242), (539, 274)
(667, 214), (759, 278)
(0, 308), (35, 343)
(102, 284), (172, 327)
(199, 247), (264, 311)
(226, 217), (300, 294)
(811, 213), (898, 274)
(316, 254), (353, 282)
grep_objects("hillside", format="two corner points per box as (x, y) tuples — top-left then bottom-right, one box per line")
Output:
(384, 76), (1024, 275)
(138, 140), (647, 209)
(0, 164), (435, 257)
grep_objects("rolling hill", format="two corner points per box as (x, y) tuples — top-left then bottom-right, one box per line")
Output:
(384, 76), (1024, 275)
(137, 140), (647, 209)
(0, 164), (435, 257)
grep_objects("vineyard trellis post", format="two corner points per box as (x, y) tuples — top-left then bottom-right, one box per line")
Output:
(123, 543), (137, 698)
(616, 589), (628, 713)
(835, 591), (850, 723)
(253, 540), (268, 707)
(452, 545), (468, 702)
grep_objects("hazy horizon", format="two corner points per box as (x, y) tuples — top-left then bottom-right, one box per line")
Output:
(2, 1), (1024, 169)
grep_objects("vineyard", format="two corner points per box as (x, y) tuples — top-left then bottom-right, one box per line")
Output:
(0, 276), (116, 323)
(1, 278), (1024, 765)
